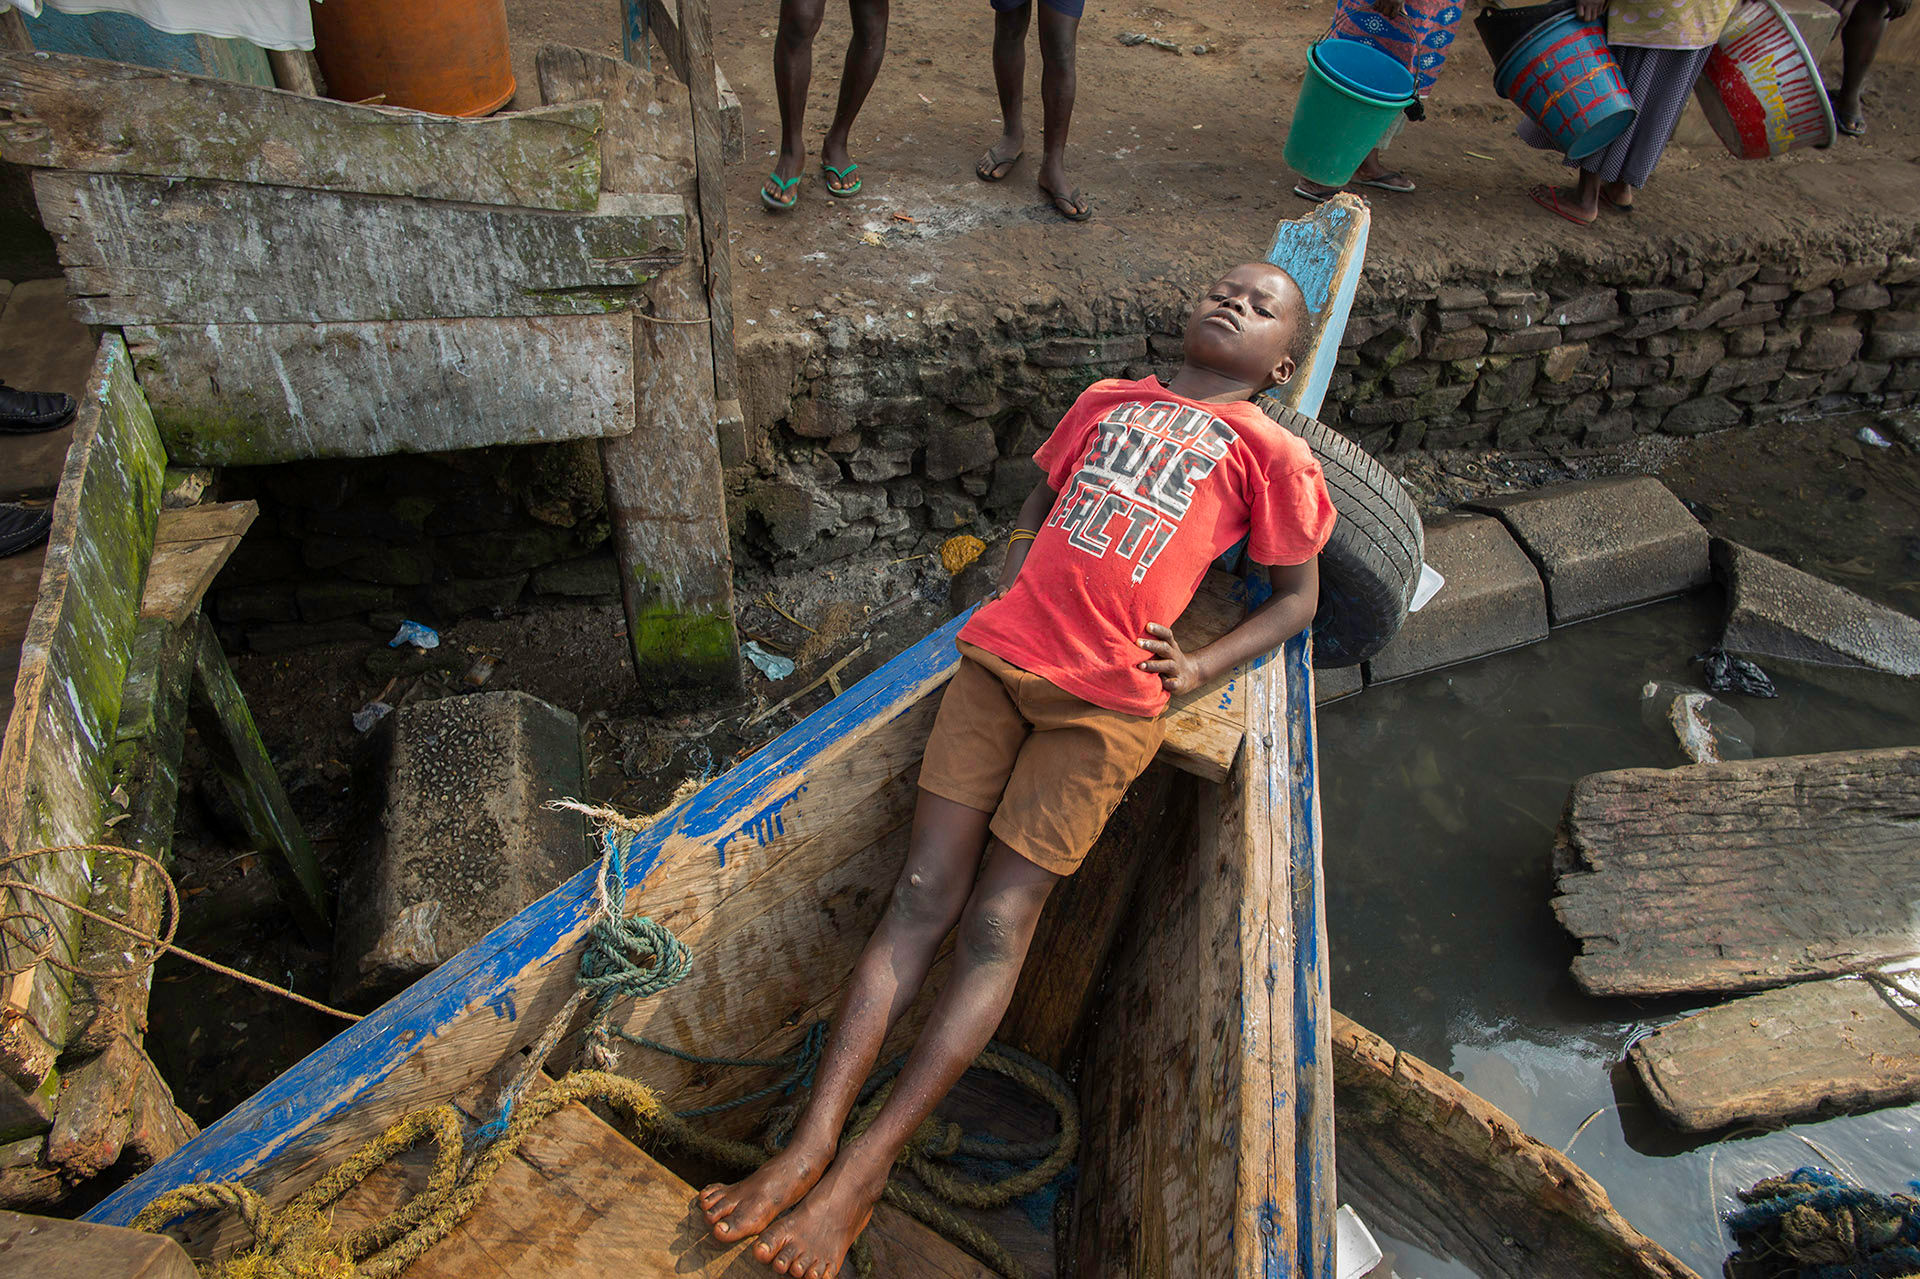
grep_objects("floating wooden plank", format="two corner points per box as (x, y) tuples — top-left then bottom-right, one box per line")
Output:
(322, 1089), (988, 1279)
(1629, 975), (1920, 1131)
(36, 172), (685, 325)
(1553, 747), (1920, 998)
(137, 502), (256, 624)
(187, 617), (328, 943)
(0, 51), (602, 211)
(0, 333), (165, 1089)
(1333, 1012), (1696, 1279)
(538, 46), (738, 691)
(125, 316), (638, 465)
(0, 1207), (198, 1279)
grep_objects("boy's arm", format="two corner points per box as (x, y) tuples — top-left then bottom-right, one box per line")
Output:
(1137, 557), (1320, 696)
(992, 481), (1059, 596)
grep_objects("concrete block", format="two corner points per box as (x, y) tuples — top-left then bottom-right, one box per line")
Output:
(1313, 663), (1363, 704)
(1466, 477), (1711, 624)
(1714, 540), (1920, 676)
(1365, 514), (1548, 682)
(333, 691), (590, 1004)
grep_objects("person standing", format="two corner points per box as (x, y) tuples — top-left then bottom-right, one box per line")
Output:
(973, 0), (1091, 222)
(1525, 0), (1738, 223)
(761, 0), (890, 211)
(1827, 0), (1911, 137)
(1296, 0), (1467, 200)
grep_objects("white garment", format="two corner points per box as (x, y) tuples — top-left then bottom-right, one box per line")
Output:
(1, 0), (315, 51)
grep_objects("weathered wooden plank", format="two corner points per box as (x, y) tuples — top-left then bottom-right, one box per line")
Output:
(0, 51), (603, 211)
(1630, 975), (1920, 1131)
(187, 617), (328, 943)
(1553, 747), (1920, 998)
(125, 315), (638, 465)
(638, 0), (746, 163)
(1159, 570), (1262, 782)
(670, 1), (743, 458)
(86, 614), (970, 1252)
(1332, 1012), (1696, 1279)
(538, 46), (739, 691)
(138, 502), (256, 625)
(0, 1207), (198, 1279)
(36, 172), (685, 325)
(0, 333), (165, 1089)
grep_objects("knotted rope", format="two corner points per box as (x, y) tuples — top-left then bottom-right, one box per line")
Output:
(1726, 1167), (1920, 1279)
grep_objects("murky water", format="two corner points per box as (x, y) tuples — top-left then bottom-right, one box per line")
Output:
(1319, 591), (1920, 1278)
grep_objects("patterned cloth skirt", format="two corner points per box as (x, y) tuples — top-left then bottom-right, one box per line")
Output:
(1518, 43), (1713, 188)
(1330, 0), (1466, 96)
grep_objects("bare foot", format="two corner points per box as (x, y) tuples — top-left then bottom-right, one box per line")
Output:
(698, 1141), (830, 1246)
(750, 1158), (885, 1278)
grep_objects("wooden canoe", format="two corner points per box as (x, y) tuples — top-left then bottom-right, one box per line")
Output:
(77, 197), (1685, 1279)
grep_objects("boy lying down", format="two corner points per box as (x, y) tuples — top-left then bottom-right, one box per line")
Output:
(700, 262), (1337, 1278)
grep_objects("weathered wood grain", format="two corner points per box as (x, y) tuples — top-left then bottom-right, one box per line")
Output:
(1629, 975), (1920, 1131)
(669, 1), (742, 458)
(125, 315), (638, 465)
(0, 1208), (198, 1279)
(1159, 570), (1257, 783)
(639, 0), (746, 163)
(1332, 1012), (1696, 1279)
(538, 45), (739, 690)
(137, 502), (256, 624)
(0, 334), (165, 1089)
(187, 617), (328, 943)
(0, 51), (602, 210)
(36, 172), (685, 325)
(322, 1088), (987, 1279)
(1553, 747), (1920, 997)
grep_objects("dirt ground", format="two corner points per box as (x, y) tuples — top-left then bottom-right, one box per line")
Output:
(150, 2), (1920, 1125)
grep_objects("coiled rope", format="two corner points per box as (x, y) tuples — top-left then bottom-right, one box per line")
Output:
(1726, 1167), (1920, 1279)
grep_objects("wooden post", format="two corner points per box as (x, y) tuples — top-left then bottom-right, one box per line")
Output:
(542, 44), (741, 692)
(186, 617), (329, 943)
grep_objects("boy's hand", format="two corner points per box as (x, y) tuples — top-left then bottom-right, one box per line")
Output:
(1138, 623), (1205, 695)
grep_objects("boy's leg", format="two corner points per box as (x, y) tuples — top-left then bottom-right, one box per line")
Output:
(768, 0), (829, 204)
(820, 0), (891, 187)
(700, 790), (992, 1243)
(751, 841), (1060, 1277)
(1035, 2), (1086, 219)
(977, 3), (1031, 180)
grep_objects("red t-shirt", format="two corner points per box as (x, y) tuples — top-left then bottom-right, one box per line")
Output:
(959, 378), (1336, 717)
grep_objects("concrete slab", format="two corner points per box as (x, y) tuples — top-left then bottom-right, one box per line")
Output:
(1364, 514), (1549, 683)
(332, 690), (591, 1004)
(1314, 663), (1363, 704)
(1467, 477), (1710, 625)
(1714, 539), (1920, 676)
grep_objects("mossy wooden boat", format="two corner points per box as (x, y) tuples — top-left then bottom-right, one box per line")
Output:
(82, 198), (1689, 1279)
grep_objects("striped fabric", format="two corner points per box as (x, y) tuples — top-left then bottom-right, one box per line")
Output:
(1519, 44), (1713, 187)
(1331, 0), (1466, 96)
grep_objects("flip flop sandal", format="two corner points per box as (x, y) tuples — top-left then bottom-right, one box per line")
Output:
(976, 145), (1023, 182)
(1353, 171), (1416, 193)
(761, 171), (801, 212)
(1039, 184), (1092, 221)
(1529, 184), (1595, 227)
(1600, 192), (1635, 213)
(1828, 90), (1866, 136)
(821, 161), (861, 196)
(1293, 182), (1337, 202)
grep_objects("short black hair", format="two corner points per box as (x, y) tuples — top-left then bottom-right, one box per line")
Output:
(1272, 267), (1312, 365)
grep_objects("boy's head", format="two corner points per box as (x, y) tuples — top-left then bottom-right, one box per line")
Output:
(1179, 263), (1309, 395)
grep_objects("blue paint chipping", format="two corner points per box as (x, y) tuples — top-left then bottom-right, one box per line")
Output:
(87, 612), (973, 1229)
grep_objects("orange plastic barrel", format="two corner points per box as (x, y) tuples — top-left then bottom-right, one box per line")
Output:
(310, 0), (515, 118)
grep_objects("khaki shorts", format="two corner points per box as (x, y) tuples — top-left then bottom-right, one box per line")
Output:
(918, 642), (1166, 876)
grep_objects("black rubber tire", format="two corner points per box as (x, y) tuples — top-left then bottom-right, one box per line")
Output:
(1257, 398), (1424, 668)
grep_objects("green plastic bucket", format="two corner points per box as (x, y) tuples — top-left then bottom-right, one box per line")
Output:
(1284, 44), (1415, 186)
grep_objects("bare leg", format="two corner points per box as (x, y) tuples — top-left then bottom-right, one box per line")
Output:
(820, 0), (890, 185)
(767, 0), (828, 205)
(752, 843), (1061, 1277)
(977, 4), (1030, 179)
(699, 792), (992, 1244)
(1835, 0), (1891, 128)
(1035, 3), (1086, 218)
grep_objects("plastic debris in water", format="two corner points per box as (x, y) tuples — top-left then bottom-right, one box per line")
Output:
(940, 533), (985, 576)
(1641, 681), (1754, 764)
(352, 701), (393, 733)
(388, 620), (440, 650)
(743, 641), (795, 681)
(1857, 425), (1893, 448)
(1694, 647), (1779, 698)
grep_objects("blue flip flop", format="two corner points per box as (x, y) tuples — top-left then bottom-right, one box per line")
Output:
(821, 161), (861, 197)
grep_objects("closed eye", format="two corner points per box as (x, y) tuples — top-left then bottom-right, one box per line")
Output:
(1254, 305), (1274, 318)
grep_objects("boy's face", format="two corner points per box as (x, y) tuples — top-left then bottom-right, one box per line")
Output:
(1180, 264), (1304, 391)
